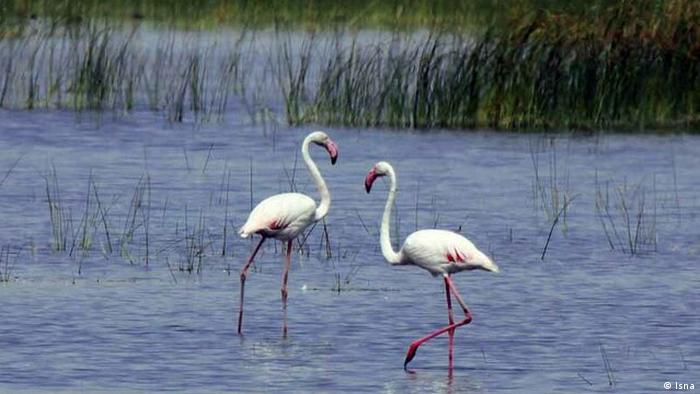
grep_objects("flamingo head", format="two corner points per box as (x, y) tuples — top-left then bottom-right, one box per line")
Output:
(365, 161), (391, 193)
(310, 131), (339, 165)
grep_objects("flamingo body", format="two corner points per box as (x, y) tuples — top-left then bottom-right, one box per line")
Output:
(364, 161), (498, 370)
(400, 229), (499, 276)
(237, 131), (338, 336)
(239, 193), (316, 241)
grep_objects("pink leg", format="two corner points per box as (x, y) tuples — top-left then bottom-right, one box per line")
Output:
(404, 273), (473, 370)
(281, 240), (292, 337)
(445, 274), (455, 370)
(237, 237), (266, 335)
(444, 274), (472, 316)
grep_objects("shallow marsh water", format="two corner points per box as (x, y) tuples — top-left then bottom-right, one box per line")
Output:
(0, 110), (698, 393)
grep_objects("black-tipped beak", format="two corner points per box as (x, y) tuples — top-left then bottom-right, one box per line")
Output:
(325, 139), (338, 165)
(364, 169), (377, 193)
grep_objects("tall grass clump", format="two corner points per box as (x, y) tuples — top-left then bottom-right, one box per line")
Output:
(43, 167), (71, 252)
(39, 168), (233, 271)
(41, 169), (120, 258)
(595, 175), (658, 255)
(0, 20), (250, 122)
(180, 209), (212, 274)
(285, 0), (700, 131)
(529, 137), (573, 223)
(118, 174), (152, 264)
(3, 0), (590, 31)
(2, 0), (698, 130)
(0, 246), (15, 282)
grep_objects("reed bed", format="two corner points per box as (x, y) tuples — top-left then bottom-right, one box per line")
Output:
(0, 21), (261, 122)
(34, 162), (346, 278)
(286, 0), (700, 131)
(1, 0), (698, 131)
(2, 0), (575, 31)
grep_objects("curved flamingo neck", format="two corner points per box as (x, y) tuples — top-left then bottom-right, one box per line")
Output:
(380, 167), (402, 264)
(302, 134), (331, 221)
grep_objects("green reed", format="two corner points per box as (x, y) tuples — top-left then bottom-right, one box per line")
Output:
(595, 175), (659, 255)
(1, 0), (697, 131)
(286, 0), (700, 131)
(43, 166), (70, 252)
(0, 21), (248, 121)
(2, 0), (594, 31)
(0, 246), (15, 282)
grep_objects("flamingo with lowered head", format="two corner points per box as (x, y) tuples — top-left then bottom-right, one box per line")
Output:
(364, 161), (499, 370)
(238, 131), (338, 336)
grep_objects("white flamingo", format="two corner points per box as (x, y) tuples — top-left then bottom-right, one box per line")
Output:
(364, 161), (499, 370)
(238, 131), (338, 336)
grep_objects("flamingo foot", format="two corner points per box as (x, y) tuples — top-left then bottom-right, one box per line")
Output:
(404, 341), (420, 370)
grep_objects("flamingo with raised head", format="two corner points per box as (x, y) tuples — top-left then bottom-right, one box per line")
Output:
(238, 131), (338, 336)
(364, 161), (499, 370)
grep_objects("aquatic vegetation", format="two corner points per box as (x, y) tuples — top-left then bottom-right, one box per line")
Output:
(595, 174), (659, 255)
(179, 208), (210, 274)
(600, 343), (616, 386)
(287, 0), (700, 131)
(34, 159), (346, 278)
(0, 246), (15, 282)
(529, 137), (572, 224)
(43, 166), (70, 252)
(1, 0), (603, 31)
(0, 0), (697, 131)
(527, 136), (578, 260)
(0, 21), (252, 121)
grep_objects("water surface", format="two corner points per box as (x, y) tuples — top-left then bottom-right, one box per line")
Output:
(0, 110), (698, 393)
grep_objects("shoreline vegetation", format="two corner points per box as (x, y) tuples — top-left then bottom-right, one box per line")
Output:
(0, 0), (603, 31)
(0, 0), (698, 132)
